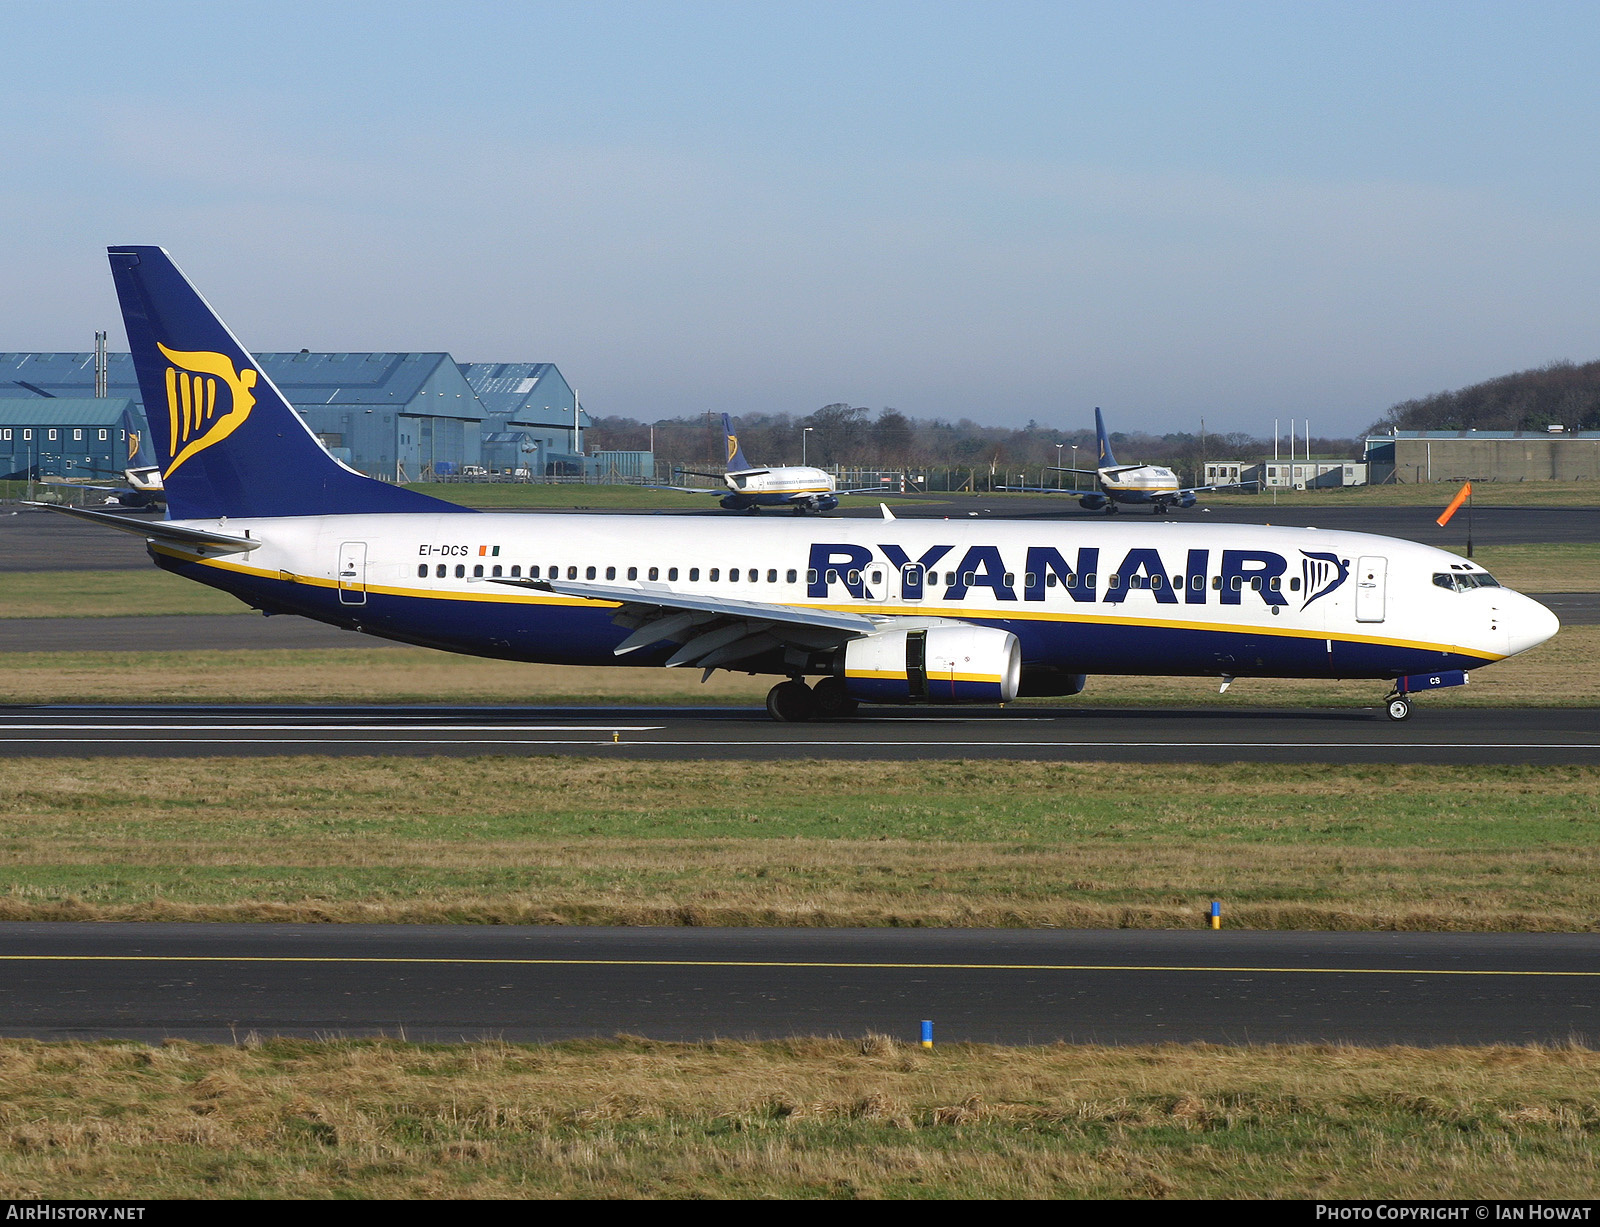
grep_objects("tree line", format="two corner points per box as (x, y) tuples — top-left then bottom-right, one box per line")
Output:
(1368, 359), (1600, 434)
(588, 404), (1358, 475)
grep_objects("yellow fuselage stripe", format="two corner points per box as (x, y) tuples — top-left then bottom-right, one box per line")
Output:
(154, 546), (1504, 663)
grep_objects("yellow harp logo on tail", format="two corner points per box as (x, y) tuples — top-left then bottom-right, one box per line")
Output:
(726, 432), (740, 466)
(156, 343), (258, 478)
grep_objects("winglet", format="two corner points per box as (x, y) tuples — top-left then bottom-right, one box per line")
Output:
(880, 502), (896, 520)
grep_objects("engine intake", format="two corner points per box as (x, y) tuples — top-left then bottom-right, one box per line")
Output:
(842, 626), (1021, 704)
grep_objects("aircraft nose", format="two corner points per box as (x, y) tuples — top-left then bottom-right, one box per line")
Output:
(1505, 592), (1560, 657)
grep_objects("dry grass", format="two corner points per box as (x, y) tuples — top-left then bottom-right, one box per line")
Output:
(0, 620), (1591, 706)
(0, 1037), (1594, 1198)
(2, 759), (1597, 929)
(0, 570), (248, 619)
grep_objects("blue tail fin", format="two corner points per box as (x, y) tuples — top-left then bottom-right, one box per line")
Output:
(722, 413), (752, 471)
(107, 246), (471, 519)
(1094, 407), (1118, 467)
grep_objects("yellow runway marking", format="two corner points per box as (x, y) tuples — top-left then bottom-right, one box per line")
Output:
(0, 956), (1593, 978)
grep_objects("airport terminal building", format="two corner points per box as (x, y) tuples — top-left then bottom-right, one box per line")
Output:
(0, 351), (592, 481)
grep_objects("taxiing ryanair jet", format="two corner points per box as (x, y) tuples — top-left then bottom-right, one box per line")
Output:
(663, 414), (883, 513)
(44, 247), (1558, 723)
(1050, 407), (1256, 514)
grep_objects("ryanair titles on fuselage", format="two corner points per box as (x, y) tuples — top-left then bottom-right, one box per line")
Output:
(803, 542), (1348, 609)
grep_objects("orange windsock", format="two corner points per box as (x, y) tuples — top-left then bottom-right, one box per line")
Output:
(1436, 481), (1472, 527)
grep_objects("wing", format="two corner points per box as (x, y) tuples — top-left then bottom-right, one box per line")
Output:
(642, 483), (723, 495)
(494, 576), (894, 671)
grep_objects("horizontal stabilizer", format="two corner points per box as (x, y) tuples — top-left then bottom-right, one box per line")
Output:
(30, 503), (262, 554)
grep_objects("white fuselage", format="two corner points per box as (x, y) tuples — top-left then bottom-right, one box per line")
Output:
(153, 513), (1558, 680)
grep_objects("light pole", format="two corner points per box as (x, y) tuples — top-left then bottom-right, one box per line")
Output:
(1055, 443), (1063, 489)
(802, 426), (814, 466)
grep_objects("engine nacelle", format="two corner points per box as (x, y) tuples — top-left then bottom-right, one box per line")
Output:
(1078, 493), (1108, 510)
(841, 626), (1021, 704)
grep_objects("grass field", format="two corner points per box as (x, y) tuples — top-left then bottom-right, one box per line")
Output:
(0, 1037), (1594, 1198)
(2, 759), (1597, 929)
(0, 620), (1589, 706)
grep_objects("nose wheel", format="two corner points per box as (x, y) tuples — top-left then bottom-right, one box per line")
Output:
(1384, 695), (1412, 722)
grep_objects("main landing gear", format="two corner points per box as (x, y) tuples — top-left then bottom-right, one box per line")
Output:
(765, 676), (859, 722)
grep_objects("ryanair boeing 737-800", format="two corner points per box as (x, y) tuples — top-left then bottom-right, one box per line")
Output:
(45, 247), (1558, 722)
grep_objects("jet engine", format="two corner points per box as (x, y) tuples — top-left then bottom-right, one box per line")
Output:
(1078, 493), (1109, 510)
(840, 625), (1021, 704)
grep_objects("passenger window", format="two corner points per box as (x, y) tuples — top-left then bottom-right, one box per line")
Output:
(511, 565), (521, 577)
(1213, 576), (1223, 590)
(1108, 574), (1122, 589)
(1025, 573), (1036, 588)
(1061, 574), (1072, 589)
(710, 568), (720, 582)
(473, 564), (483, 577)
(1268, 577), (1280, 591)
(1046, 573), (1057, 588)
(689, 568), (699, 581)
(1003, 572), (1014, 586)
(826, 569), (839, 583)
(605, 566), (616, 580)
(1251, 577), (1263, 591)
(529, 565), (540, 579)
(436, 564), (446, 578)
(1170, 575), (1181, 590)
(786, 569), (797, 583)
(627, 567), (638, 580)
(807, 569), (818, 584)
(492, 565), (502, 577)
(1289, 577), (1300, 591)
(417, 564), (428, 578)
(455, 564), (465, 578)
(1231, 576), (1242, 591)
(568, 566), (578, 580)
(1191, 576), (1203, 591)
(1084, 574), (1096, 590)
(768, 569), (778, 583)
(648, 567), (659, 581)
(871, 570), (882, 584)
(728, 568), (739, 582)
(962, 572), (975, 585)
(668, 567), (678, 581)
(586, 566), (597, 580)
(847, 570), (861, 586)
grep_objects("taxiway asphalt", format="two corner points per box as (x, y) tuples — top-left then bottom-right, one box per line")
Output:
(1, 703), (1594, 763)
(0, 924), (1592, 1046)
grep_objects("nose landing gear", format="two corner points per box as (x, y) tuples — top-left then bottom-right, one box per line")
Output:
(1384, 694), (1412, 722)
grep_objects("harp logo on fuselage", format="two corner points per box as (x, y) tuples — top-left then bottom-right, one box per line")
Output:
(157, 342), (258, 477)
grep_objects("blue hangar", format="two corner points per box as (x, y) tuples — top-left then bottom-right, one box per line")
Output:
(0, 350), (590, 481)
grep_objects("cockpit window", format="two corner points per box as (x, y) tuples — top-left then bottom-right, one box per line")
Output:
(1433, 571), (1503, 592)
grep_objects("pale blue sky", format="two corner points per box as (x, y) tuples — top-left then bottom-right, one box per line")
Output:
(5, 0), (1599, 434)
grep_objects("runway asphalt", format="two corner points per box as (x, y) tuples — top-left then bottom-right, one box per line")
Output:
(0, 923), (1592, 1046)
(2, 703), (1594, 763)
